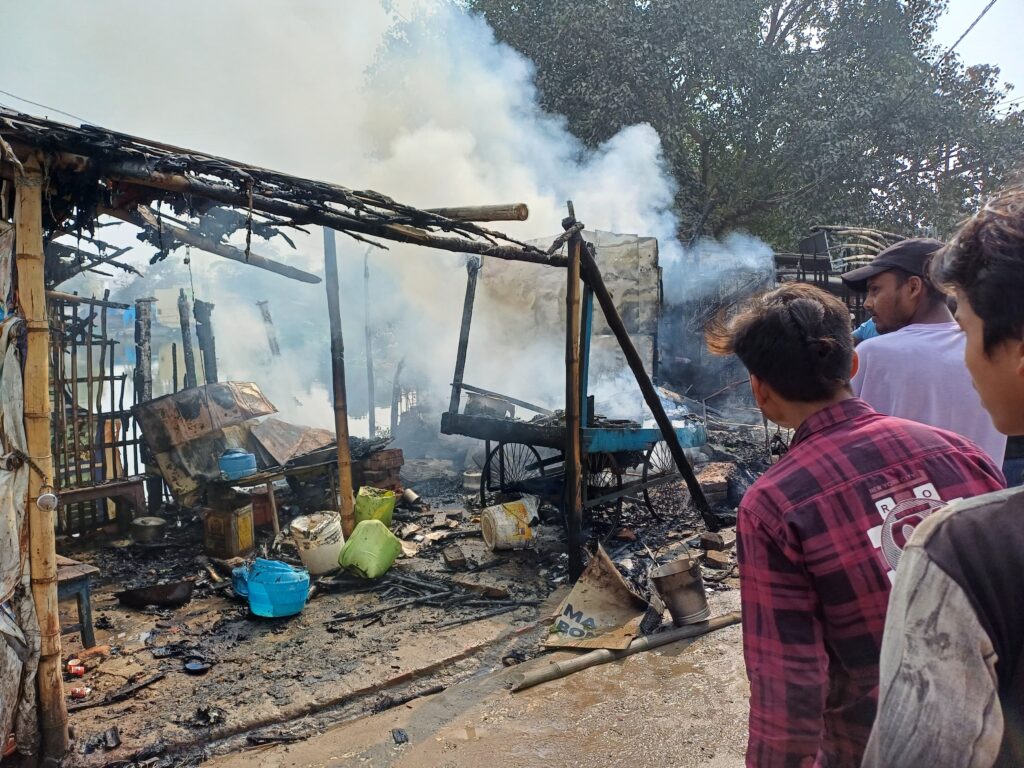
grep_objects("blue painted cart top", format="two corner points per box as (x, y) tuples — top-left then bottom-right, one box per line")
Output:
(581, 423), (707, 453)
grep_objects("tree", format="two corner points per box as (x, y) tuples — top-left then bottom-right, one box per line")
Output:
(464, 0), (1024, 246)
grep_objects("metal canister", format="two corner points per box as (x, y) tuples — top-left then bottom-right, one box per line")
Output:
(69, 687), (91, 700)
(67, 664), (85, 677)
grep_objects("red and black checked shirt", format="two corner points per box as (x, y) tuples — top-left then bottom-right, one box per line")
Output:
(738, 397), (1004, 768)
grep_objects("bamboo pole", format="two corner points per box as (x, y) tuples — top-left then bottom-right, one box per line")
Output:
(424, 203), (529, 222)
(16, 155), (69, 758)
(363, 250), (376, 437)
(193, 299), (219, 384)
(564, 219), (584, 581)
(448, 259), (481, 417)
(512, 612), (741, 692)
(576, 237), (718, 531)
(134, 298), (162, 512)
(323, 228), (356, 537)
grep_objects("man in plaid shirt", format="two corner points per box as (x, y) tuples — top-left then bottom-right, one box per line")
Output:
(708, 283), (1004, 767)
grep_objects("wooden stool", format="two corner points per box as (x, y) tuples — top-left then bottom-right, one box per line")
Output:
(56, 555), (100, 649)
(59, 476), (147, 533)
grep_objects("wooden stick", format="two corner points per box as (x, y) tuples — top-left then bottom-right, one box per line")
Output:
(449, 259), (481, 417)
(577, 237), (718, 531)
(512, 612), (741, 692)
(564, 217), (584, 581)
(177, 289), (198, 389)
(265, 481), (281, 539)
(424, 203), (529, 222)
(323, 228), (356, 537)
(44, 290), (129, 309)
(16, 156), (69, 758)
(363, 249), (376, 437)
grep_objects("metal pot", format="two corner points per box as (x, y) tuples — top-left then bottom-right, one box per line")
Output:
(130, 516), (168, 545)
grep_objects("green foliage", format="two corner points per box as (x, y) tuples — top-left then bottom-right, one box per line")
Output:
(465, 0), (1024, 247)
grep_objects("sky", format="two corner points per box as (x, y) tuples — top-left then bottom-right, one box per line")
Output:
(937, 0), (1023, 106)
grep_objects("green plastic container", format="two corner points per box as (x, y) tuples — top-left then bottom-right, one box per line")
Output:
(354, 486), (398, 527)
(338, 519), (402, 579)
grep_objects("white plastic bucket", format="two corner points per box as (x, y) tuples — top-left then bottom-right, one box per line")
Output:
(290, 513), (344, 576)
(481, 495), (540, 551)
(463, 470), (482, 493)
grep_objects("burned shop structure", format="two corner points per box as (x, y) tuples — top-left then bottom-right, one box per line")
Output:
(0, 108), (764, 766)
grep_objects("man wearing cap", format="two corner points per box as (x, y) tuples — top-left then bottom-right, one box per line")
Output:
(841, 238), (1006, 464)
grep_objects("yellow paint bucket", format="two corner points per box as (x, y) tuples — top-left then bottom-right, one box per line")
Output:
(481, 495), (540, 550)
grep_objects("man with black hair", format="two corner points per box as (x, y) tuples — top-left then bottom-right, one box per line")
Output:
(707, 283), (1003, 768)
(865, 189), (1024, 768)
(841, 238), (1006, 464)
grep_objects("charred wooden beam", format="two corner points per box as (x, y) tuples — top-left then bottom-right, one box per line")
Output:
(101, 205), (322, 284)
(133, 297), (163, 512)
(564, 208), (584, 580)
(193, 299), (218, 384)
(177, 289), (198, 389)
(449, 258), (482, 417)
(45, 290), (130, 309)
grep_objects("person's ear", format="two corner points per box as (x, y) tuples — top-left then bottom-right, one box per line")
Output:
(750, 374), (770, 410)
(907, 276), (924, 300)
(1014, 339), (1024, 380)
(850, 350), (860, 379)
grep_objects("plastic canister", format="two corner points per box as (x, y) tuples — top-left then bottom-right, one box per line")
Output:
(244, 559), (310, 618)
(480, 495), (540, 551)
(338, 519), (402, 579)
(218, 449), (257, 481)
(354, 486), (398, 526)
(290, 513), (344, 576)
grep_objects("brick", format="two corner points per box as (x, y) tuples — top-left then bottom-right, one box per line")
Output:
(442, 545), (468, 570)
(704, 550), (732, 570)
(700, 531), (725, 551)
(452, 574), (510, 599)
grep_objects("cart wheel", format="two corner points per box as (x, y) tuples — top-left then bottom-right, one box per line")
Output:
(584, 454), (624, 516)
(641, 441), (681, 520)
(480, 442), (545, 504)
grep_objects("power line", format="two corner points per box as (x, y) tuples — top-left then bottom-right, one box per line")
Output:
(0, 88), (89, 124)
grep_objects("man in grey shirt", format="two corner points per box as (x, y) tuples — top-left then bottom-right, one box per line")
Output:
(864, 188), (1024, 767)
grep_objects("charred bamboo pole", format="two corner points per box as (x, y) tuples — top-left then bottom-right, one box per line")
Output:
(134, 298), (162, 511)
(363, 250), (376, 436)
(177, 289), (198, 389)
(512, 612), (741, 692)
(16, 156), (69, 758)
(256, 300), (281, 357)
(171, 342), (179, 393)
(101, 205), (322, 284)
(193, 299), (219, 384)
(44, 290), (129, 309)
(575, 234), (717, 531)
(564, 211), (584, 581)
(449, 259), (481, 417)
(424, 203), (529, 222)
(323, 228), (356, 537)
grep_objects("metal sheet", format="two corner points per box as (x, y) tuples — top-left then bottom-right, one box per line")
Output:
(251, 418), (336, 467)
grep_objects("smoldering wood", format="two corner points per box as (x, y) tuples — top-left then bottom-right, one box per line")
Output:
(45, 290), (130, 310)
(576, 235), (717, 531)
(171, 342), (179, 393)
(193, 299), (219, 384)
(133, 297), (163, 512)
(45, 241), (139, 285)
(449, 258), (481, 417)
(101, 205), (322, 284)
(564, 229), (584, 580)
(177, 289), (198, 389)
(323, 228), (356, 537)
(424, 203), (529, 222)
(256, 300), (282, 357)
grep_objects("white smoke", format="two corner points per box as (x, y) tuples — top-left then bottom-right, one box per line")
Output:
(3, 1), (768, 430)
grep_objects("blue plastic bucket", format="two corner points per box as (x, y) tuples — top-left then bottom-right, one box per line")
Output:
(244, 559), (309, 618)
(219, 449), (257, 481)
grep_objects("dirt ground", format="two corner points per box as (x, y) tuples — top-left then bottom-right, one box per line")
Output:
(207, 590), (747, 768)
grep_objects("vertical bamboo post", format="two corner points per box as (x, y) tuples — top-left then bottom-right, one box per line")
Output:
(193, 299), (219, 384)
(16, 155), (69, 759)
(564, 208), (584, 581)
(177, 288), (197, 388)
(323, 228), (356, 537)
(449, 258), (481, 417)
(363, 249), (376, 437)
(134, 297), (162, 511)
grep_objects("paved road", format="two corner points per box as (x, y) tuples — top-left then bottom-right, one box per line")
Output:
(210, 590), (747, 768)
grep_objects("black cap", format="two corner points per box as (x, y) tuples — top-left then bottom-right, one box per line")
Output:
(840, 238), (944, 292)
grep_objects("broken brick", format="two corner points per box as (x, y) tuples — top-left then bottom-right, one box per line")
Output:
(442, 545), (468, 570)
(452, 574), (510, 599)
(704, 550), (732, 570)
(700, 532), (725, 551)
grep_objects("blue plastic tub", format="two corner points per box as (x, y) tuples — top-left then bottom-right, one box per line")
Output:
(243, 559), (310, 618)
(219, 449), (257, 481)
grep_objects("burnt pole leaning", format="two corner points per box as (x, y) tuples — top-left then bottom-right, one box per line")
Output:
(323, 228), (356, 537)
(564, 205), (585, 580)
(570, 228), (718, 532)
(363, 249), (376, 437)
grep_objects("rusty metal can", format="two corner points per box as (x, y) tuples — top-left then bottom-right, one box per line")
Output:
(67, 664), (85, 677)
(69, 687), (90, 700)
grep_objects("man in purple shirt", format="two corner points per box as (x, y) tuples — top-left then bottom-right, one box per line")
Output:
(707, 283), (1004, 767)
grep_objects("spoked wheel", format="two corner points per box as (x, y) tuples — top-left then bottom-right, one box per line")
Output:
(584, 453), (624, 516)
(641, 441), (682, 520)
(480, 442), (545, 504)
